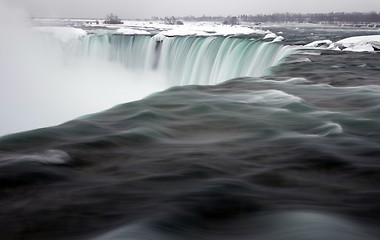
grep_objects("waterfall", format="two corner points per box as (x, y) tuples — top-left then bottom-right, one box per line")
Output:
(78, 34), (296, 85)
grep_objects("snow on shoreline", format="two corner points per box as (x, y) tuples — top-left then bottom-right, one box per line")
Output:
(336, 35), (380, 52)
(80, 19), (271, 36)
(32, 20), (274, 42)
(30, 20), (379, 52)
(33, 22), (379, 53)
(264, 33), (284, 42)
(116, 28), (151, 35)
(32, 21), (280, 45)
(304, 35), (380, 52)
(116, 21), (269, 36)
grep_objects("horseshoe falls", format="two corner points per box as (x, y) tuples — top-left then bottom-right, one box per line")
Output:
(1, 18), (380, 240)
(79, 35), (294, 85)
(1, 25), (294, 137)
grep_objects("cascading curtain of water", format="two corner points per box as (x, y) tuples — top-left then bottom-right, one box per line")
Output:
(78, 34), (296, 85)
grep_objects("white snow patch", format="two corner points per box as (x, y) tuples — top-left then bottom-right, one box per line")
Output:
(336, 35), (380, 52)
(326, 43), (342, 51)
(305, 35), (380, 52)
(343, 44), (374, 52)
(152, 33), (166, 41)
(305, 40), (332, 47)
(337, 35), (380, 46)
(87, 20), (268, 37)
(272, 36), (284, 42)
(264, 33), (277, 39)
(116, 28), (151, 35)
(160, 24), (265, 36)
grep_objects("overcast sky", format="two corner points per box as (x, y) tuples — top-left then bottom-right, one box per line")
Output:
(4, 0), (380, 19)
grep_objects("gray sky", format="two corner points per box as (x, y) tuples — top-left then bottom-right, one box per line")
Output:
(5, 0), (380, 19)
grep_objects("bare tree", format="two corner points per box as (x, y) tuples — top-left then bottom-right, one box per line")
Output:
(104, 13), (122, 24)
(223, 16), (239, 25)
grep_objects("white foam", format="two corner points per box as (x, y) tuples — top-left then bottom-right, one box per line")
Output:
(254, 77), (310, 84)
(232, 89), (302, 106)
(0, 150), (70, 166)
(316, 121), (343, 136)
(287, 57), (312, 63)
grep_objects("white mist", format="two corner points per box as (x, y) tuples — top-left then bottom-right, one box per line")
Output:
(0, 3), (167, 137)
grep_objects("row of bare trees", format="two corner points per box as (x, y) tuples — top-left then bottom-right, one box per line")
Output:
(104, 12), (380, 25)
(238, 12), (380, 24)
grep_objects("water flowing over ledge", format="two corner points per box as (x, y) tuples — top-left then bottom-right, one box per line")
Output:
(77, 34), (296, 85)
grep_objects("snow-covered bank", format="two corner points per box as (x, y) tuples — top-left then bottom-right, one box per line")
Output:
(116, 28), (151, 35)
(264, 32), (285, 43)
(89, 20), (270, 37)
(336, 35), (380, 52)
(30, 18), (288, 41)
(305, 35), (380, 52)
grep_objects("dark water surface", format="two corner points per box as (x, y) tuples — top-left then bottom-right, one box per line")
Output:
(1, 25), (380, 240)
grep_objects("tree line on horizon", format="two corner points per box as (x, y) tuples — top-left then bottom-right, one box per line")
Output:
(171, 12), (380, 24)
(103, 12), (380, 25)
